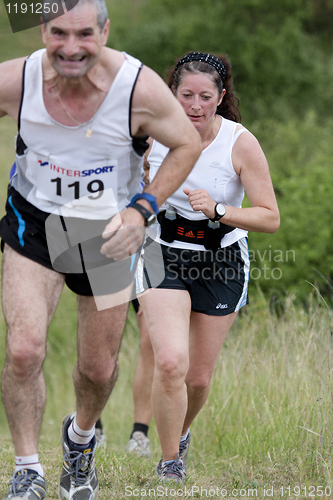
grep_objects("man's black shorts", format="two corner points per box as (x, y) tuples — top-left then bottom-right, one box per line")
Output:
(0, 185), (136, 296)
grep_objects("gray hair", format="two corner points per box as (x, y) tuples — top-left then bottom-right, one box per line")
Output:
(42, 0), (108, 32)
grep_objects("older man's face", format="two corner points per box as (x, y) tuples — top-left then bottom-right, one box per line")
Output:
(42, 3), (109, 79)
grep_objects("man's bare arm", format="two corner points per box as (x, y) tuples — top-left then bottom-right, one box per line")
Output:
(101, 66), (201, 258)
(0, 58), (27, 122)
(131, 65), (202, 207)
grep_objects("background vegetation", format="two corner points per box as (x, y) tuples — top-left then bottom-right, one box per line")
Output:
(2, 0), (332, 304)
(0, 0), (333, 497)
(103, 0), (333, 306)
(1, 294), (333, 498)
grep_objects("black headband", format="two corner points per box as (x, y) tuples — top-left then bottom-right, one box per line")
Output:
(174, 52), (227, 85)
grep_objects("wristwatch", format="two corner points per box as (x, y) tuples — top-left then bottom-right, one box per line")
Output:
(130, 202), (156, 227)
(210, 203), (226, 222)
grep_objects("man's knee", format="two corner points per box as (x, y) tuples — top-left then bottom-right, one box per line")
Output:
(6, 334), (46, 378)
(78, 358), (119, 386)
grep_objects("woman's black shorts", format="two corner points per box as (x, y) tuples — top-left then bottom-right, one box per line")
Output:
(139, 239), (250, 316)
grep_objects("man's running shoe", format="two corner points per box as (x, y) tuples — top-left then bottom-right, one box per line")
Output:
(179, 430), (191, 469)
(4, 469), (46, 499)
(126, 431), (150, 457)
(155, 454), (186, 484)
(59, 414), (98, 500)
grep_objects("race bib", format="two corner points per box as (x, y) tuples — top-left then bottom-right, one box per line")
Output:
(34, 152), (118, 212)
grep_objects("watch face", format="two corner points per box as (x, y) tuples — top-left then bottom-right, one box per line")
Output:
(146, 213), (157, 227)
(216, 203), (226, 217)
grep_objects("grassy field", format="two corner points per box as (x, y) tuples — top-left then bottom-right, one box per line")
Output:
(1, 293), (333, 499)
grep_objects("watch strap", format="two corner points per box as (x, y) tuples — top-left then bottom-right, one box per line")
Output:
(129, 202), (155, 226)
(130, 193), (159, 215)
(210, 203), (225, 222)
(210, 205), (220, 222)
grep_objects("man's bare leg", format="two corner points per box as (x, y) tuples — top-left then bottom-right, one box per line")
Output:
(73, 297), (129, 431)
(1, 245), (65, 457)
(58, 275), (129, 500)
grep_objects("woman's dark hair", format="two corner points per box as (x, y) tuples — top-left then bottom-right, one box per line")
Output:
(166, 52), (241, 123)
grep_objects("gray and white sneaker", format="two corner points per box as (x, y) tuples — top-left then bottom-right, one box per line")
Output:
(179, 430), (191, 469)
(59, 414), (98, 500)
(4, 469), (46, 499)
(155, 454), (186, 484)
(126, 431), (150, 457)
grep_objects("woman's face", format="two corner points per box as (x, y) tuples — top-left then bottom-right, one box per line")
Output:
(174, 72), (224, 133)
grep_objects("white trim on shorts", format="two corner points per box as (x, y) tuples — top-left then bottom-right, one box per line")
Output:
(234, 236), (250, 311)
(136, 253), (146, 295)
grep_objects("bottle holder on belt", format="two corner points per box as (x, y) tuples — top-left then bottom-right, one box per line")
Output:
(157, 210), (235, 251)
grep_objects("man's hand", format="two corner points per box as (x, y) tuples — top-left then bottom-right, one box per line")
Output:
(183, 187), (216, 219)
(100, 207), (146, 260)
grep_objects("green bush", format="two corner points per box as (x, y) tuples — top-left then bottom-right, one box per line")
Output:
(247, 113), (333, 305)
(106, 0), (333, 123)
(104, 0), (333, 305)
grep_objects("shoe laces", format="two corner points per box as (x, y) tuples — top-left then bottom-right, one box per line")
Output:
(63, 449), (94, 486)
(179, 434), (190, 454)
(179, 440), (188, 455)
(161, 458), (185, 480)
(11, 469), (39, 494)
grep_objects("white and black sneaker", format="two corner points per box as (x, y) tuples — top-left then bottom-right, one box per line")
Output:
(155, 454), (186, 484)
(4, 469), (46, 499)
(179, 430), (191, 469)
(59, 414), (98, 500)
(126, 431), (150, 457)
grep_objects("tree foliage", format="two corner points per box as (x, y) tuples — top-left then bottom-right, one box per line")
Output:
(107, 0), (333, 123)
(105, 0), (333, 305)
(246, 113), (333, 305)
(0, 0), (332, 306)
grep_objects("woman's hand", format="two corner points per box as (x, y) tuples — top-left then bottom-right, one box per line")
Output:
(183, 187), (216, 219)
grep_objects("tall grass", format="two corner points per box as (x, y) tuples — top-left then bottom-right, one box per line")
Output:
(197, 293), (333, 467)
(1, 292), (332, 498)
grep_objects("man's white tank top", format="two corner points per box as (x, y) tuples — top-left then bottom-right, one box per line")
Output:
(148, 116), (248, 250)
(12, 49), (146, 219)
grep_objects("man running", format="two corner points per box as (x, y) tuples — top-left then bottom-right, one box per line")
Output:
(0, 0), (201, 498)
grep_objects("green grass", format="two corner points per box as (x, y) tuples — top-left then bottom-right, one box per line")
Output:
(0, 3), (41, 63)
(1, 293), (333, 499)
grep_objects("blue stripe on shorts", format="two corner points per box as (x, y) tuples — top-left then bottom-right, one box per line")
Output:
(8, 195), (26, 246)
